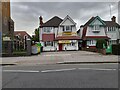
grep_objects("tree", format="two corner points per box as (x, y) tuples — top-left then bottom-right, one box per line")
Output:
(96, 39), (107, 49)
(32, 28), (39, 42)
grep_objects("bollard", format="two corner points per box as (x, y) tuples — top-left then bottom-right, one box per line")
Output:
(26, 38), (31, 56)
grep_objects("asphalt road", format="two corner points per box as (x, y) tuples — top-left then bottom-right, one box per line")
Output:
(2, 63), (119, 88)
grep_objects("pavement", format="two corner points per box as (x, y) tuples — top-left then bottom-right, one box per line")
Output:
(1, 51), (119, 66)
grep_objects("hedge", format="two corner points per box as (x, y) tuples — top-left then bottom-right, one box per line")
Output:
(112, 44), (120, 55)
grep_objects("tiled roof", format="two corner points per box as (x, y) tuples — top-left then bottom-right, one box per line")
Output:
(14, 31), (31, 39)
(83, 17), (95, 27)
(104, 21), (120, 27)
(41, 16), (63, 27)
(55, 36), (80, 40)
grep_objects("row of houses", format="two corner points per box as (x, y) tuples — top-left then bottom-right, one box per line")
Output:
(39, 15), (120, 51)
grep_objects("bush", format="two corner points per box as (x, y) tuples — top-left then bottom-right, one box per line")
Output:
(112, 44), (120, 55)
(96, 39), (107, 49)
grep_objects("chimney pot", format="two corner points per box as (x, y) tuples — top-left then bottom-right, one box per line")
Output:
(39, 16), (43, 27)
(111, 16), (116, 22)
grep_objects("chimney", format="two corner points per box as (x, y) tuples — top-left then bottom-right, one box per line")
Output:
(39, 16), (43, 28)
(111, 16), (116, 22)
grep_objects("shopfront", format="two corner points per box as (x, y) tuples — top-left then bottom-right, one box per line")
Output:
(58, 40), (78, 51)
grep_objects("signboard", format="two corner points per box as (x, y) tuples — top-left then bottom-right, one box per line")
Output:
(59, 40), (71, 44)
(63, 32), (72, 35)
(62, 32), (77, 36)
(3, 36), (11, 41)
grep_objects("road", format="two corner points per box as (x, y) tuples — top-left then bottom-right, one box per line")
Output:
(2, 63), (119, 88)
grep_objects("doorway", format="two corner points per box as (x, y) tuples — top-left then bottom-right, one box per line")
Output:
(59, 44), (62, 51)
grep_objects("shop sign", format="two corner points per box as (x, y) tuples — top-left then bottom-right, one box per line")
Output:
(59, 40), (71, 44)
(63, 32), (72, 35)
(3, 36), (11, 41)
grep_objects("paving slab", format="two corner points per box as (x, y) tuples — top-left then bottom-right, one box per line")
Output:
(1, 51), (119, 66)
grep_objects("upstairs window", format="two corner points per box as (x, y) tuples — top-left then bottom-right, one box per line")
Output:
(108, 27), (116, 32)
(94, 25), (100, 30)
(63, 26), (72, 32)
(66, 26), (72, 31)
(43, 27), (52, 33)
(91, 25), (100, 33)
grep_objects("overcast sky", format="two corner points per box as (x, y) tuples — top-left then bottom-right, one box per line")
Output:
(10, 1), (118, 36)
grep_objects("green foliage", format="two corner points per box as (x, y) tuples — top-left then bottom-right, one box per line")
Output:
(32, 28), (39, 42)
(96, 39), (107, 49)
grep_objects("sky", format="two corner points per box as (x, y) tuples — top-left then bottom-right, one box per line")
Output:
(10, 1), (119, 36)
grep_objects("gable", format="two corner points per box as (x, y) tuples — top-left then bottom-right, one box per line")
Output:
(61, 19), (75, 26)
(89, 17), (106, 26)
(60, 15), (76, 26)
(90, 19), (103, 25)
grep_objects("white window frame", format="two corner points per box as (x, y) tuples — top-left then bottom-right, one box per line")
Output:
(43, 27), (52, 33)
(94, 25), (100, 30)
(63, 26), (72, 32)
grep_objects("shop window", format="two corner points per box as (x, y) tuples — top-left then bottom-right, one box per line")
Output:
(67, 42), (75, 46)
(44, 41), (53, 46)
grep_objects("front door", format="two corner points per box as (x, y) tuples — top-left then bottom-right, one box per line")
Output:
(59, 44), (62, 51)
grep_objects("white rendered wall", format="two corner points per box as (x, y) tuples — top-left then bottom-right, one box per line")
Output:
(86, 26), (106, 36)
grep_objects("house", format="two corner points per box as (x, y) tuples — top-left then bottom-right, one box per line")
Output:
(104, 16), (120, 44)
(39, 15), (80, 51)
(14, 31), (31, 50)
(78, 16), (110, 48)
(77, 16), (120, 48)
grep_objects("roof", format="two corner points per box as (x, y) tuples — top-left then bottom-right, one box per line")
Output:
(41, 16), (63, 27)
(82, 27), (87, 40)
(84, 16), (106, 27)
(14, 31), (31, 39)
(104, 21), (120, 27)
(83, 17), (95, 27)
(55, 36), (80, 40)
(85, 36), (110, 39)
(60, 15), (76, 26)
(77, 29), (80, 34)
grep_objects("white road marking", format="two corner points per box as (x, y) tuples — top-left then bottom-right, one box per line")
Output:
(3, 70), (39, 73)
(78, 68), (116, 71)
(41, 68), (76, 73)
(43, 54), (71, 57)
(3, 68), (118, 73)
